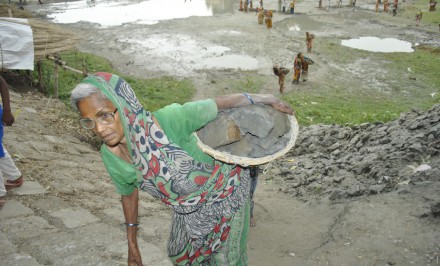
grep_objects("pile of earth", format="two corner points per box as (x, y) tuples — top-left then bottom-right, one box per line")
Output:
(270, 104), (440, 216)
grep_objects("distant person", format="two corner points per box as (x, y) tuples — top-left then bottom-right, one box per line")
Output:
(240, 0), (244, 11)
(265, 9), (273, 28)
(292, 52), (309, 84)
(258, 8), (265, 24)
(319, 0), (323, 8)
(306, 32), (315, 52)
(0, 76), (24, 209)
(273, 64), (290, 93)
(415, 10), (423, 26)
(283, 0), (288, 12)
(384, 0), (389, 12)
(278, 0), (282, 12)
(260, 0), (264, 8)
(289, 0), (295, 13)
(375, 0), (380, 12)
(429, 0), (437, 11)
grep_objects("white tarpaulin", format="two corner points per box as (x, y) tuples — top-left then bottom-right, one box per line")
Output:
(0, 17), (34, 70)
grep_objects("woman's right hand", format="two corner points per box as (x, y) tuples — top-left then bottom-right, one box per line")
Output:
(122, 190), (142, 266)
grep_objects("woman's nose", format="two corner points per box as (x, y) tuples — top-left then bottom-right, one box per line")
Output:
(93, 122), (106, 135)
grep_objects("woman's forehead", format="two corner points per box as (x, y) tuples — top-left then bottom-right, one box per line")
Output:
(79, 94), (115, 112)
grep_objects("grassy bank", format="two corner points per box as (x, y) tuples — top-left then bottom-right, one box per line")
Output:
(33, 50), (195, 111)
(283, 39), (440, 126)
(34, 47), (439, 127)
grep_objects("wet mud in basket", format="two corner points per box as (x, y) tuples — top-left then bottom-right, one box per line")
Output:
(197, 104), (292, 158)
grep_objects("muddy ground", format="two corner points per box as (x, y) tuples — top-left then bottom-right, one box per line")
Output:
(2, 0), (439, 265)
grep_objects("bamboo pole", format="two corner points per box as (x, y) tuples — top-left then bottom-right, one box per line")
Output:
(53, 57), (58, 98)
(46, 55), (88, 76)
(37, 60), (44, 94)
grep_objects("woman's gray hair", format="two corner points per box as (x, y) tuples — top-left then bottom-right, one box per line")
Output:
(70, 83), (108, 111)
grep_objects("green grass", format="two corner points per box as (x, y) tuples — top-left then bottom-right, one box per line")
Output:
(32, 50), (195, 111)
(282, 46), (440, 126)
(223, 74), (266, 95)
(283, 88), (405, 126)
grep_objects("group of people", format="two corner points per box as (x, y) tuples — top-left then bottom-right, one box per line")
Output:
(239, 0), (265, 12)
(375, 0), (399, 15)
(277, 0), (297, 13)
(257, 8), (274, 28)
(318, 0), (356, 9)
(239, 0), (274, 29)
(273, 32), (315, 93)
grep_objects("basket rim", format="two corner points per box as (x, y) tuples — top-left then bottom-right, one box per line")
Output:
(194, 114), (299, 166)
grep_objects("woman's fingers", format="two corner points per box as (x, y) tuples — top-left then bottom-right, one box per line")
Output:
(272, 101), (294, 115)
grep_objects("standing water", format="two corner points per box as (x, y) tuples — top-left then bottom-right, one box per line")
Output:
(341, 37), (414, 53)
(42, 0), (233, 27)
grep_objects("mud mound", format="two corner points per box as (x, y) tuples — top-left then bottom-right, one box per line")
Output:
(272, 104), (440, 212)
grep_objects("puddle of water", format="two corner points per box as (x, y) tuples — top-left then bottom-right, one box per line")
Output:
(44, 0), (220, 26)
(341, 37), (414, 53)
(201, 55), (259, 70)
(288, 25), (301, 32)
(119, 34), (259, 72)
(215, 30), (243, 36)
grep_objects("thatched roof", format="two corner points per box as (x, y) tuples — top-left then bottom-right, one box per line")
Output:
(0, 4), (80, 61)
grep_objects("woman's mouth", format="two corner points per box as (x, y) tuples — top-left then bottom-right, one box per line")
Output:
(101, 132), (115, 142)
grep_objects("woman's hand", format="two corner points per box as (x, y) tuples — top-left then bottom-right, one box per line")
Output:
(2, 110), (14, 126)
(253, 94), (294, 115)
(122, 189), (142, 265)
(268, 97), (294, 115)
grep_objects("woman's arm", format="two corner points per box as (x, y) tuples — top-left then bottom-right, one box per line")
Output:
(0, 76), (14, 126)
(122, 188), (143, 266)
(214, 93), (294, 115)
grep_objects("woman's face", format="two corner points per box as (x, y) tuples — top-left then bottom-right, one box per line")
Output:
(78, 93), (125, 147)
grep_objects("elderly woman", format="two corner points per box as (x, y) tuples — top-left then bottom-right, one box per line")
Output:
(70, 72), (293, 265)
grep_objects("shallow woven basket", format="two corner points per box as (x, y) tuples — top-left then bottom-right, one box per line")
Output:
(194, 114), (299, 166)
